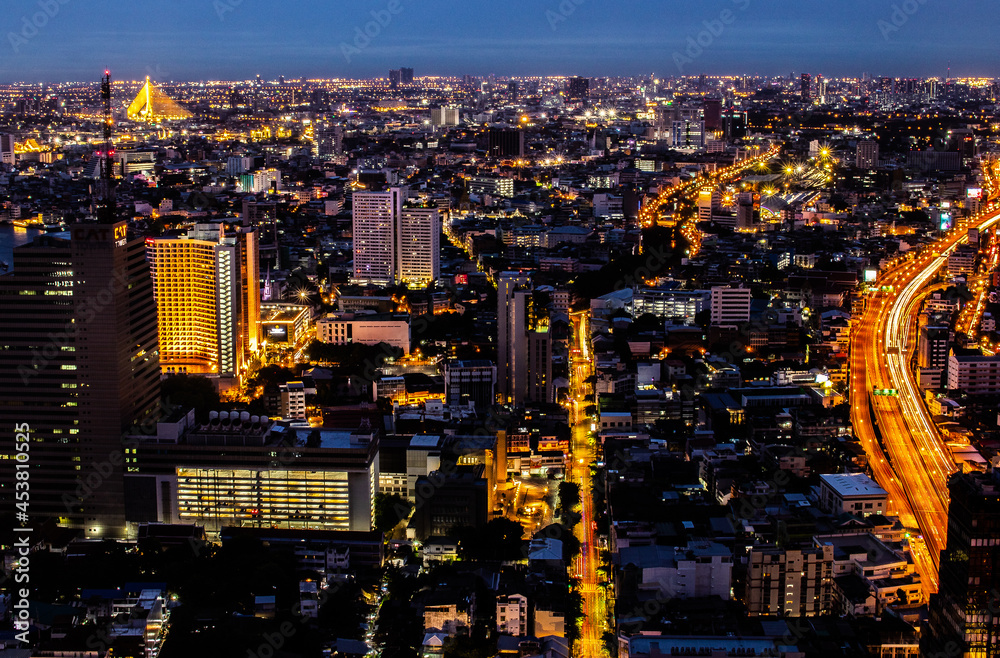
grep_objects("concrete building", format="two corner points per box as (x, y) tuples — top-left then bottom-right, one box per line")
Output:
(818, 473), (888, 517)
(279, 381), (307, 419)
(0, 133), (14, 165)
(948, 352), (1000, 395)
(617, 541), (732, 600)
(317, 312), (411, 355)
(710, 286), (752, 327)
(856, 140), (879, 168)
(443, 359), (497, 410)
(496, 593), (529, 636)
(745, 544), (835, 617)
(497, 273), (552, 406)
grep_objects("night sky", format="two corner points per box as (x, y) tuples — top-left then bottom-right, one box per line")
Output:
(1, 0), (998, 82)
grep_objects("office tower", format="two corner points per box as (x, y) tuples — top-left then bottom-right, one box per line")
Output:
(0, 133), (14, 166)
(146, 223), (260, 387)
(507, 81), (518, 100)
(0, 222), (161, 538)
(925, 469), (1000, 657)
(444, 360), (497, 410)
(735, 193), (760, 230)
(722, 109), (747, 141)
(487, 128), (525, 158)
(671, 119), (706, 148)
(389, 69), (401, 89)
(497, 273), (552, 406)
(352, 187), (440, 286)
(702, 98), (722, 131)
(430, 107), (460, 126)
(226, 155), (253, 176)
(315, 126), (343, 159)
(856, 140), (880, 169)
(800, 73), (812, 101)
(816, 75), (828, 103)
(710, 286), (752, 327)
(566, 77), (590, 100)
(400, 67), (414, 84)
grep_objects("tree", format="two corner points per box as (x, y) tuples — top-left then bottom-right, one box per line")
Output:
(160, 374), (221, 422)
(373, 493), (413, 535)
(306, 429), (322, 449)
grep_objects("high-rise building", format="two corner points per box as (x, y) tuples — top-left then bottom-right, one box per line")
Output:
(352, 187), (441, 286)
(226, 156), (254, 176)
(702, 99), (723, 131)
(926, 469), (1000, 657)
(0, 223), (161, 538)
(0, 133), (14, 166)
(918, 325), (950, 370)
(146, 223), (260, 386)
(488, 128), (525, 158)
(671, 120), (706, 148)
(710, 286), (752, 327)
(242, 199), (279, 270)
(856, 140), (880, 169)
(388, 69), (401, 89)
(801, 73), (812, 102)
(497, 273), (552, 406)
(444, 359), (497, 410)
(431, 107), (460, 126)
(400, 67), (414, 84)
(315, 126), (343, 159)
(567, 77), (590, 100)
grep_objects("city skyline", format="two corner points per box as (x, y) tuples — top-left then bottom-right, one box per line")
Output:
(2, 0), (999, 83)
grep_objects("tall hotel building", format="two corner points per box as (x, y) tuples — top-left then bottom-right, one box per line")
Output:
(146, 223), (260, 387)
(497, 272), (552, 406)
(0, 223), (161, 537)
(352, 187), (440, 287)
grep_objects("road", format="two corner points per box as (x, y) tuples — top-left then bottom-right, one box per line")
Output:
(569, 312), (607, 658)
(850, 187), (1000, 595)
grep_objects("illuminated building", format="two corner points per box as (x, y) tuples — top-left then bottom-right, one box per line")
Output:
(126, 411), (378, 533)
(926, 469), (1000, 657)
(259, 302), (310, 347)
(671, 119), (706, 148)
(316, 312), (410, 355)
(352, 187), (440, 287)
(745, 544), (834, 617)
(239, 169), (282, 194)
(710, 286), (751, 327)
(146, 223), (260, 386)
(566, 76), (590, 100)
(127, 77), (193, 122)
(0, 222), (161, 538)
(315, 126), (343, 159)
(430, 107), (460, 126)
(497, 273), (552, 406)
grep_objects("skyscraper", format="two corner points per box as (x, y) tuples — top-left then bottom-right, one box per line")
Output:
(567, 77), (590, 100)
(400, 67), (414, 84)
(497, 273), (552, 406)
(926, 469), (1000, 657)
(389, 69), (402, 89)
(800, 73), (812, 102)
(146, 223), (260, 387)
(0, 222), (161, 537)
(352, 187), (441, 287)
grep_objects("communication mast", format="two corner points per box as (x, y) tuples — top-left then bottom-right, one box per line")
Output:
(99, 69), (116, 223)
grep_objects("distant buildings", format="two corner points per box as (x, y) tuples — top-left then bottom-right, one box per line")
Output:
(0, 223), (161, 538)
(487, 128), (525, 159)
(444, 359), (497, 409)
(0, 133), (13, 165)
(146, 223), (260, 385)
(431, 107), (460, 126)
